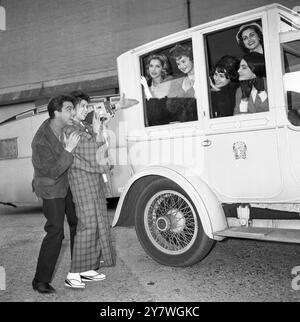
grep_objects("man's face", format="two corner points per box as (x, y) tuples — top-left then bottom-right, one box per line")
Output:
(58, 101), (75, 125)
(74, 99), (89, 121)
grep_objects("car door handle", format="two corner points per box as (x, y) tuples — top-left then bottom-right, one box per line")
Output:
(202, 139), (211, 147)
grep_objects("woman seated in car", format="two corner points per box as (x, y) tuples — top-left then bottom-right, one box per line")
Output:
(234, 52), (268, 114)
(140, 53), (173, 99)
(164, 43), (197, 122)
(140, 53), (173, 126)
(210, 55), (239, 118)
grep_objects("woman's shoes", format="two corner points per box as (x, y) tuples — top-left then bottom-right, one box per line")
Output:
(65, 273), (85, 289)
(80, 270), (106, 282)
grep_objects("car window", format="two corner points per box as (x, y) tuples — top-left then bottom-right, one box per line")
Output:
(204, 20), (269, 119)
(282, 39), (300, 125)
(140, 39), (198, 127)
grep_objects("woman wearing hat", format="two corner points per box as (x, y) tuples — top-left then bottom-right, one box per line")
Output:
(234, 52), (268, 114)
(236, 22), (264, 54)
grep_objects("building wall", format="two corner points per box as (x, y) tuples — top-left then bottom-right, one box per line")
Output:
(0, 0), (299, 103)
(190, 0), (299, 25)
(0, 0), (186, 95)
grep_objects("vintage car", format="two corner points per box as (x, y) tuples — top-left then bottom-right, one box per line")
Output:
(112, 3), (300, 266)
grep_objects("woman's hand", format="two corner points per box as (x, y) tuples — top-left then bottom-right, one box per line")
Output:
(209, 77), (220, 92)
(140, 76), (148, 88)
(140, 76), (153, 100)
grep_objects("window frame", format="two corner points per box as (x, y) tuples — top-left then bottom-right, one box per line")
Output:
(137, 34), (202, 130)
(193, 11), (280, 135)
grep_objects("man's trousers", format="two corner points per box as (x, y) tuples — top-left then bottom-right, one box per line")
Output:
(34, 189), (77, 283)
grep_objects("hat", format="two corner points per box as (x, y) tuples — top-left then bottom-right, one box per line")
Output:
(236, 22), (262, 43)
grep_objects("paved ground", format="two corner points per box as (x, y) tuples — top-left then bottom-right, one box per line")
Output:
(0, 204), (300, 302)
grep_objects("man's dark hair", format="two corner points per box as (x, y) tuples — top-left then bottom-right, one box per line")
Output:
(47, 94), (75, 119)
(69, 90), (90, 105)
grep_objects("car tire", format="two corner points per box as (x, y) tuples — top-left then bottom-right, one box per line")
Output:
(135, 177), (215, 267)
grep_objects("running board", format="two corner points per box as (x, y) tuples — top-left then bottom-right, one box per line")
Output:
(214, 227), (300, 244)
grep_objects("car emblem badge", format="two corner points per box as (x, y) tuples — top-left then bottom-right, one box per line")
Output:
(233, 141), (247, 160)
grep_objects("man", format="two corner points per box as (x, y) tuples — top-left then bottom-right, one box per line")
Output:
(31, 95), (80, 294)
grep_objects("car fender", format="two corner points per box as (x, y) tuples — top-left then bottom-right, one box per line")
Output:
(112, 165), (227, 240)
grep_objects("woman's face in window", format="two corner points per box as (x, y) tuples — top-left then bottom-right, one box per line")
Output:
(238, 59), (256, 80)
(213, 71), (230, 88)
(242, 28), (261, 52)
(148, 59), (163, 80)
(176, 55), (193, 75)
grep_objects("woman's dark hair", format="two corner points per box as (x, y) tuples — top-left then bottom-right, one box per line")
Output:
(242, 52), (266, 78)
(69, 90), (90, 105)
(169, 43), (193, 62)
(236, 23), (264, 53)
(211, 55), (239, 82)
(47, 94), (75, 119)
(145, 54), (171, 81)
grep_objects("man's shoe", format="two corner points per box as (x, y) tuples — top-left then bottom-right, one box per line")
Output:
(65, 278), (85, 289)
(80, 270), (106, 282)
(32, 279), (56, 294)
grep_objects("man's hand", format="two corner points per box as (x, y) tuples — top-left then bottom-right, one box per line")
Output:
(93, 112), (111, 134)
(63, 131), (80, 152)
(115, 93), (139, 110)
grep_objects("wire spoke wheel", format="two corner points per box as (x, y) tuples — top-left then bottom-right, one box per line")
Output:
(135, 177), (215, 267)
(145, 190), (198, 255)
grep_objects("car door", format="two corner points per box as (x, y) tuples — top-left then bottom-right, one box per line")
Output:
(196, 20), (282, 201)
